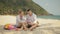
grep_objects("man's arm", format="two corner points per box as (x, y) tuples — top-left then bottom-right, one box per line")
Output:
(33, 14), (37, 21)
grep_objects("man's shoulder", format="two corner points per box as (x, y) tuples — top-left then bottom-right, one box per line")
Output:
(33, 13), (37, 16)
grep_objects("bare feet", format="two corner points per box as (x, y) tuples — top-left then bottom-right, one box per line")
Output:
(23, 28), (28, 31)
(15, 27), (23, 31)
(15, 28), (22, 31)
(29, 28), (33, 31)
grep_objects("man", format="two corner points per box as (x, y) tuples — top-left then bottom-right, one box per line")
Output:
(26, 9), (38, 31)
(16, 10), (27, 30)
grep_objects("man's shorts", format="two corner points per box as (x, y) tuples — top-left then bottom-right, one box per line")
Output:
(27, 20), (37, 28)
(27, 24), (32, 28)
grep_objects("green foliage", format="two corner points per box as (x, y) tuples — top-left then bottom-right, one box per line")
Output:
(0, 0), (49, 15)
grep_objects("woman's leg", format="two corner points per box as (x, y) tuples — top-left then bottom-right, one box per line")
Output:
(16, 23), (23, 31)
(22, 22), (28, 31)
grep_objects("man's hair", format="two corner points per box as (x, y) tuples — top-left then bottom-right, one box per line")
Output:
(27, 9), (31, 12)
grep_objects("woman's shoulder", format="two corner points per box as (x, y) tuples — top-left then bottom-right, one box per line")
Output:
(16, 15), (20, 18)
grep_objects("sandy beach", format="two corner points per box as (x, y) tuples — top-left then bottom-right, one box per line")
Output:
(0, 15), (60, 27)
(0, 15), (60, 34)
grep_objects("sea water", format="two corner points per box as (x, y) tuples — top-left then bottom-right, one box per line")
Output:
(37, 15), (60, 20)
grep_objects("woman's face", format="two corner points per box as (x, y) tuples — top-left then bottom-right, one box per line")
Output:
(19, 12), (24, 16)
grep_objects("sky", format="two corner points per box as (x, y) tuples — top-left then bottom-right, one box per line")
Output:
(33, 0), (60, 15)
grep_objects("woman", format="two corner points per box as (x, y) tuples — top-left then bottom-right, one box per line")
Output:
(16, 10), (28, 30)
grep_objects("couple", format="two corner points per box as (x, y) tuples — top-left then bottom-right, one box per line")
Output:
(16, 9), (39, 31)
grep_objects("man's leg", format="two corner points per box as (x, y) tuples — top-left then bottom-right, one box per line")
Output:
(29, 23), (38, 31)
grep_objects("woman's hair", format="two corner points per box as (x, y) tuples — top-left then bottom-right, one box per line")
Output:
(19, 11), (22, 14)
(18, 10), (23, 14)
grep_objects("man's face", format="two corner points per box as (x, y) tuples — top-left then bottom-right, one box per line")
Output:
(27, 10), (32, 16)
